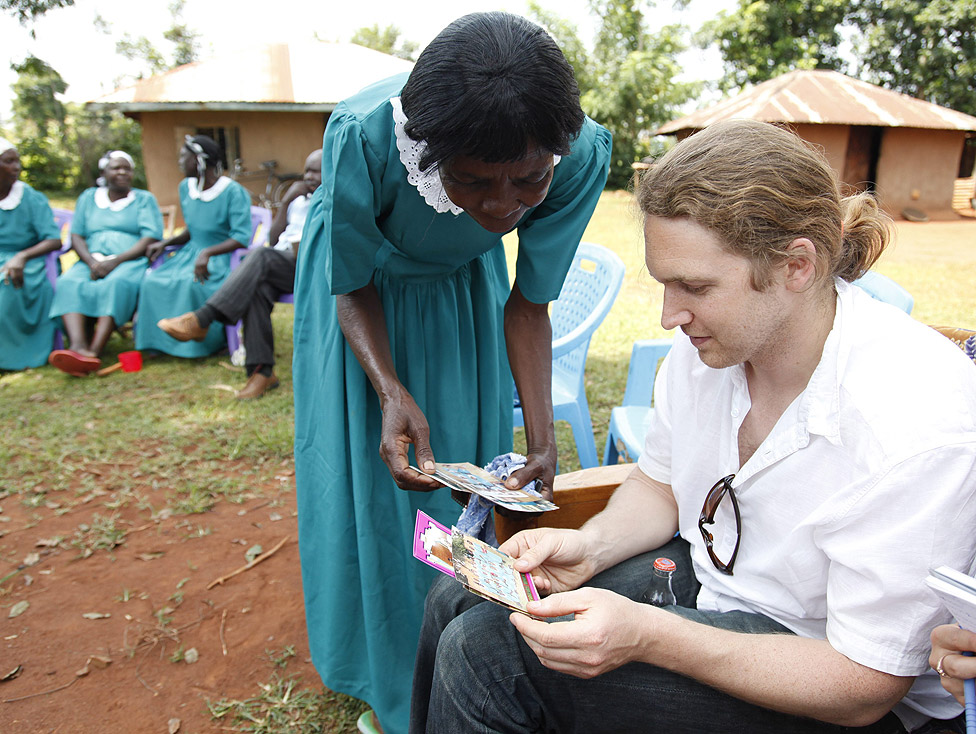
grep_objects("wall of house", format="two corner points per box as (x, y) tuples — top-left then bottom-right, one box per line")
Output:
(793, 123), (849, 177)
(138, 109), (328, 225)
(875, 127), (967, 218)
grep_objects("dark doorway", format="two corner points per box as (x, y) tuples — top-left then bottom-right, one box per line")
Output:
(843, 126), (883, 193)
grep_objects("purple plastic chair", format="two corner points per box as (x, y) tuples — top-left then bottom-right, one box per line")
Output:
(44, 208), (74, 349)
(225, 207), (297, 363)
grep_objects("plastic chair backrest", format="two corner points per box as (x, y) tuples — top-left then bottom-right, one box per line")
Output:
(621, 338), (673, 408)
(550, 242), (626, 380)
(250, 206), (271, 248)
(52, 208), (73, 251)
(852, 271), (914, 314)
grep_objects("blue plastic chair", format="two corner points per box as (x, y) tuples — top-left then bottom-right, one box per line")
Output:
(852, 271), (913, 314)
(602, 338), (673, 465)
(514, 242), (625, 469)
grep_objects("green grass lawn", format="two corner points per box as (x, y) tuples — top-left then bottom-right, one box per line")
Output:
(3, 192), (975, 488)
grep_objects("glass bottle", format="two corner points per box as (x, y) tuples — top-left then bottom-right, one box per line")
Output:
(641, 556), (677, 606)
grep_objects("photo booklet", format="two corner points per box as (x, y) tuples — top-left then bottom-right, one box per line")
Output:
(413, 510), (542, 618)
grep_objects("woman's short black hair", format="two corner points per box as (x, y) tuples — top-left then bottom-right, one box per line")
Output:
(400, 11), (585, 171)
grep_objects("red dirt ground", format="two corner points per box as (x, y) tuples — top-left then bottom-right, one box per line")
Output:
(0, 458), (326, 734)
(1, 216), (972, 734)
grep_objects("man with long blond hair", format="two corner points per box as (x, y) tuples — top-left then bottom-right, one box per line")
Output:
(411, 120), (976, 734)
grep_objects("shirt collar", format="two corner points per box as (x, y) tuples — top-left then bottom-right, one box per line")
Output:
(0, 180), (24, 210)
(796, 277), (851, 444)
(187, 175), (231, 202)
(94, 186), (136, 211)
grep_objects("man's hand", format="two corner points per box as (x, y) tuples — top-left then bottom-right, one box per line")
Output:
(510, 587), (655, 678)
(500, 527), (598, 595)
(930, 624), (976, 705)
(378, 388), (442, 492)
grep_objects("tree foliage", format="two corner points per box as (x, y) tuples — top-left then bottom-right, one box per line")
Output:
(850, 0), (976, 117)
(7, 56), (143, 193)
(532, 0), (698, 189)
(700, 0), (848, 92)
(112, 0), (200, 78)
(702, 0), (976, 116)
(1, 0), (72, 26)
(350, 24), (418, 61)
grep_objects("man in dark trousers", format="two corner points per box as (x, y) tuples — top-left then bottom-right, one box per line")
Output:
(158, 149), (321, 398)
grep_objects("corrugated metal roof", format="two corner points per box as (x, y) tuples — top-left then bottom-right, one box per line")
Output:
(88, 41), (414, 112)
(657, 69), (976, 135)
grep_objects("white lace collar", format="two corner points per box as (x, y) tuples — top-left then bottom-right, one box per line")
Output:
(0, 180), (24, 211)
(187, 175), (232, 202)
(391, 96), (559, 216)
(94, 186), (136, 211)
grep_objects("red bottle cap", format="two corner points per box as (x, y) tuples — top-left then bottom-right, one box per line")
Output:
(653, 557), (676, 572)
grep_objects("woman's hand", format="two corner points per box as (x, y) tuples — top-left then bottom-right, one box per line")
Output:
(145, 240), (166, 263)
(89, 257), (117, 280)
(193, 252), (211, 282)
(2, 252), (26, 288)
(378, 387), (443, 492)
(930, 624), (976, 704)
(507, 445), (557, 501)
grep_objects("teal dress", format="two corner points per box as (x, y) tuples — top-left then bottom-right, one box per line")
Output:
(0, 182), (60, 370)
(49, 187), (163, 325)
(293, 73), (611, 733)
(135, 177), (251, 357)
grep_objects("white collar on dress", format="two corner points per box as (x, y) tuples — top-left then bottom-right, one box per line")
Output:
(0, 180), (24, 211)
(390, 96), (559, 217)
(187, 175), (232, 202)
(94, 186), (137, 211)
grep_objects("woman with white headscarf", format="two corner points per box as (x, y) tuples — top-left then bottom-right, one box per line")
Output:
(0, 137), (62, 371)
(48, 151), (163, 375)
(136, 134), (251, 358)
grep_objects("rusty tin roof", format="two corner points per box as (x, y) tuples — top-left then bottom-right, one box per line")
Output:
(89, 41), (414, 112)
(657, 69), (976, 135)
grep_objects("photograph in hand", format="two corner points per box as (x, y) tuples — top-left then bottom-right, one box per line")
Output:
(411, 462), (558, 513)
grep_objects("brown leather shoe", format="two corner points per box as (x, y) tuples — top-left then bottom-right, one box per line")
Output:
(157, 312), (208, 342)
(235, 372), (280, 400)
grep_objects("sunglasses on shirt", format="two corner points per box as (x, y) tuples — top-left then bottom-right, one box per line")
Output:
(698, 474), (740, 575)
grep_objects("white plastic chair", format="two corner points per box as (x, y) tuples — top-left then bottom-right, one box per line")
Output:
(602, 338), (672, 465)
(514, 242), (625, 469)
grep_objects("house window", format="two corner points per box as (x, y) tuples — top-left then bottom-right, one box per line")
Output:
(194, 126), (240, 170)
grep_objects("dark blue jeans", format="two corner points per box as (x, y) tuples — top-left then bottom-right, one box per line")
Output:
(410, 537), (928, 734)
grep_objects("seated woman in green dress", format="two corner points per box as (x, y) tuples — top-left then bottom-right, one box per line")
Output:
(0, 137), (62, 371)
(292, 12), (611, 734)
(136, 135), (251, 358)
(48, 151), (163, 375)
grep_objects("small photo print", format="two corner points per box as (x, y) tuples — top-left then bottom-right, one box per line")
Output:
(413, 511), (455, 577)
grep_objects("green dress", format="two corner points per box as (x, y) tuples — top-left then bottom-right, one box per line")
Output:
(135, 177), (251, 357)
(293, 73), (611, 734)
(0, 181), (60, 370)
(49, 187), (163, 325)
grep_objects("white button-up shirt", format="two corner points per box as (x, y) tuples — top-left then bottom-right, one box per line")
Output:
(639, 278), (976, 725)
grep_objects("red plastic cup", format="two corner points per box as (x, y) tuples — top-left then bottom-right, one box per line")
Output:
(118, 350), (142, 373)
